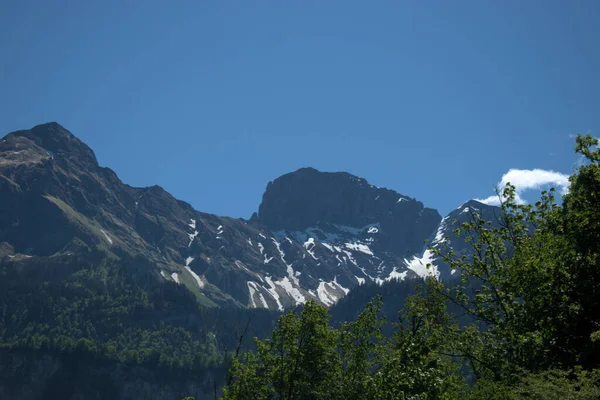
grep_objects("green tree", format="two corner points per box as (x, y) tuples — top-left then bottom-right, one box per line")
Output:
(220, 134), (600, 398)
(427, 134), (600, 382)
(337, 296), (385, 400)
(222, 300), (341, 400)
(223, 295), (466, 400)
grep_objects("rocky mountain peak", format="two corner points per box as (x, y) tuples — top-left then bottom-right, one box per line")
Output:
(450, 199), (501, 221)
(4, 122), (98, 167)
(260, 167), (419, 228)
(258, 167), (441, 257)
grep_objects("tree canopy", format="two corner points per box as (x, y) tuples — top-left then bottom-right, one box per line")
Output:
(221, 135), (600, 399)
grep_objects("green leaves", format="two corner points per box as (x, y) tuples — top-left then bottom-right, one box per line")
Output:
(223, 134), (600, 399)
(223, 294), (467, 400)
(223, 301), (342, 400)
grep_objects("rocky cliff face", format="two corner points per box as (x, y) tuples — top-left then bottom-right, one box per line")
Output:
(0, 123), (495, 311)
(258, 167), (441, 256)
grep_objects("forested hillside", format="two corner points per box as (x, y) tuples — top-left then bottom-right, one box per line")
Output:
(0, 245), (281, 399)
(220, 135), (600, 399)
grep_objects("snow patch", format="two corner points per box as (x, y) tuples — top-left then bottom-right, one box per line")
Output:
(303, 237), (318, 260)
(321, 243), (335, 252)
(188, 230), (199, 247)
(189, 219), (196, 229)
(286, 263), (299, 286)
(344, 242), (373, 255)
(342, 250), (358, 266)
(100, 229), (113, 245)
(271, 238), (285, 260)
(460, 206), (479, 214)
(258, 243), (273, 263)
(171, 273), (180, 284)
(432, 216), (450, 246)
(248, 281), (268, 308)
(316, 278), (349, 307)
(247, 282), (258, 308)
(317, 282), (337, 307)
(185, 265), (205, 288)
(264, 276), (284, 311)
(272, 238), (300, 286)
(275, 277), (306, 305)
(405, 249), (439, 279)
(385, 267), (408, 282)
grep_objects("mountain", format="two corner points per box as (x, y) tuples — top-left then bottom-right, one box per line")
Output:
(404, 199), (503, 279)
(0, 122), (495, 311)
(0, 122), (504, 399)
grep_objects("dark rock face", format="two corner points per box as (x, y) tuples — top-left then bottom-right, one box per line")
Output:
(0, 123), (493, 311)
(258, 168), (441, 256)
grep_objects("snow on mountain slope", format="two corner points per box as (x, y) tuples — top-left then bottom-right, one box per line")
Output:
(404, 200), (502, 279)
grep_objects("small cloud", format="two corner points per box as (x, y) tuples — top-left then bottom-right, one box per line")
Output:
(474, 168), (570, 205)
(569, 133), (577, 139)
(475, 194), (502, 206)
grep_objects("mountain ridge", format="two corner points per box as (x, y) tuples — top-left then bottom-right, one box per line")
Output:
(0, 122), (496, 310)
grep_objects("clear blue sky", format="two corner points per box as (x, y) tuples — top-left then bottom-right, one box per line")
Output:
(1, 1), (599, 218)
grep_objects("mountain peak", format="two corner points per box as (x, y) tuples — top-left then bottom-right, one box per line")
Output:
(5, 122), (98, 166)
(257, 168), (441, 256)
(455, 199), (498, 213)
(258, 168), (388, 230)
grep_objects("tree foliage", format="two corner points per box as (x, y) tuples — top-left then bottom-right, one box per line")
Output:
(222, 135), (600, 399)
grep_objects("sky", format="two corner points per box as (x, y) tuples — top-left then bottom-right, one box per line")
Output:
(1, 1), (599, 218)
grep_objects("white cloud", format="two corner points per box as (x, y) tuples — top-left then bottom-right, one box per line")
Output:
(475, 168), (570, 206)
(475, 194), (503, 206)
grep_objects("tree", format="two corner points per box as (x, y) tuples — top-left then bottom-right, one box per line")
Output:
(372, 280), (467, 399)
(222, 296), (466, 399)
(428, 134), (600, 381)
(222, 300), (341, 400)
